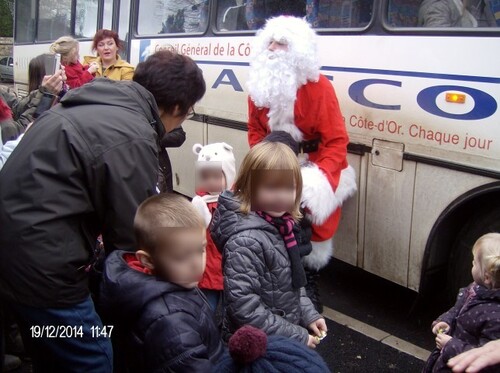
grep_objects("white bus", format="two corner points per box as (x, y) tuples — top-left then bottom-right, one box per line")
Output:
(13, 0), (500, 300)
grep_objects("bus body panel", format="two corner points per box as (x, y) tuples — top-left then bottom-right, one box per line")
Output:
(130, 35), (500, 173)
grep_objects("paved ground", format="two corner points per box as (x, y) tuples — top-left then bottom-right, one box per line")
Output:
(318, 258), (448, 352)
(317, 317), (425, 373)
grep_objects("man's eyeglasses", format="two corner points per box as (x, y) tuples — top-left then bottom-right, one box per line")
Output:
(186, 108), (196, 120)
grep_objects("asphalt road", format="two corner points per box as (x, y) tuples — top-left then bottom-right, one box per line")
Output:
(318, 258), (446, 353)
(317, 317), (424, 373)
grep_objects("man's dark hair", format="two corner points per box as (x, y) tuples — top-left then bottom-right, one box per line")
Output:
(133, 50), (206, 116)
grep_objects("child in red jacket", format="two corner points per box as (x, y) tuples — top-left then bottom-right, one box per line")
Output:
(191, 142), (236, 311)
(50, 36), (98, 89)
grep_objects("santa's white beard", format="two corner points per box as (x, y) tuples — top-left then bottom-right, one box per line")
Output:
(247, 50), (300, 109)
(247, 50), (308, 141)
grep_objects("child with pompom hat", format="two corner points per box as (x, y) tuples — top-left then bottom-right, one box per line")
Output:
(214, 325), (330, 372)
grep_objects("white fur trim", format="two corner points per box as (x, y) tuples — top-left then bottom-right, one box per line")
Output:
(298, 152), (309, 165)
(335, 165), (357, 205)
(301, 164), (337, 225)
(251, 16), (320, 82)
(302, 240), (333, 270)
(191, 195), (212, 228)
(301, 164), (357, 225)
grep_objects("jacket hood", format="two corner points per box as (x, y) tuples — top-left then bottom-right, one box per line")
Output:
(210, 190), (276, 251)
(100, 250), (182, 322)
(60, 79), (165, 139)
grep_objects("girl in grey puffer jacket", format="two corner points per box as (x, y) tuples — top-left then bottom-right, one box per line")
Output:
(211, 142), (326, 349)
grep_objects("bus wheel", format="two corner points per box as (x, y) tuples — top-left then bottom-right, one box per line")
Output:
(447, 203), (500, 302)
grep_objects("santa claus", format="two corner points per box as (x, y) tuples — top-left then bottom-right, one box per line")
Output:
(247, 16), (357, 311)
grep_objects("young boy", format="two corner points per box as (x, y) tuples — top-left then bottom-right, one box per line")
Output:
(100, 193), (224, 373)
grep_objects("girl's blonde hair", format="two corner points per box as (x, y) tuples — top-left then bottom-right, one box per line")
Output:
(473, 233), (500, 288)
(234, 142), (302, 220)
(50, 36), (78, 61)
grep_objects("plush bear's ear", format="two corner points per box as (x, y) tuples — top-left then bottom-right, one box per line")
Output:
(222, 142), (233, 152)
(192, 143), (203, 155)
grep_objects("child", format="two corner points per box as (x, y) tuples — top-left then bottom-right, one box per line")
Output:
(423, 233), (500, 373)
(210, 141), (327, 349)
(191, 142), (236, 311)
(100, 193), (224, 373)
(50, 36), (98, 89)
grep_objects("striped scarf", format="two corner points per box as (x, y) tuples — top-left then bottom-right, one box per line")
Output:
(256, 211), (307, 289)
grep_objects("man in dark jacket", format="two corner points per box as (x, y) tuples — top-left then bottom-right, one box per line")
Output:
(0, 50), (205, 373)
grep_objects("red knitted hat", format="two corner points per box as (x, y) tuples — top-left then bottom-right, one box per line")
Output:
(228, 325), (267, 364)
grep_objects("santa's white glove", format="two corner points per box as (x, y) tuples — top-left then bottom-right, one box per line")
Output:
(191, 196), (212, 228)
(301, 164), (357, 226)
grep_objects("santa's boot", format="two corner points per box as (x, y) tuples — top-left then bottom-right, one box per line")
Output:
(304, 267), (323, 314)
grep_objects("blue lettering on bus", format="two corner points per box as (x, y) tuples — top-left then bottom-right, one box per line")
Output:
(209, 67), (498, 121)
(212, 69), (243, 92)
(348, 79), (402, 110)
(417, 85), (497, 120)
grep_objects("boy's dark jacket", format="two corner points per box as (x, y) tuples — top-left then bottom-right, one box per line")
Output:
(423, 283), (500, 372)
(210, 190), (321, 344)
(100, 250), (224, 373)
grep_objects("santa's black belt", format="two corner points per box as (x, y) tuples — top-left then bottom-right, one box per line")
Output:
(299, 138), (320, 153)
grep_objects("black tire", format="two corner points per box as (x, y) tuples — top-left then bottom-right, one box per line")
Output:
(447, 202), (500, 302)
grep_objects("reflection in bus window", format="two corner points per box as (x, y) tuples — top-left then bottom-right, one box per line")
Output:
(103, 0), (114, 30)
(216, 0), (374, 31)
(15, 0), (36, 43)
(245, 0), (306, 30)
(75, 0), (99, 38)
(118, 0), (131, 60)
(138, 0), (210, 34)
(37, 0), (72, 41)
(417, 0), (500, 27)
(387, 0), (421, 27)
(306, 0), (373, 28)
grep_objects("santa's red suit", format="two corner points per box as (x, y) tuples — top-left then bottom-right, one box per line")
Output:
(247, 16), (357, 271)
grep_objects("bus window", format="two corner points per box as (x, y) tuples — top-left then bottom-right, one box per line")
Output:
(37, 0), (72, 41)
(75, 0), (99, 38)
(102, 0), (113, 30)
(386, 0), (421, 26)
(15, 0), (36, 43)
(216, 0), (374, 31)
(137, 0), (210, 34)
(387, 0), (500, 27)
(118, 0), (131, 59)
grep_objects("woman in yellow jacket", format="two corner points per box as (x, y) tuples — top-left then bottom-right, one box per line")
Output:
(83, 29), (134, 80)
